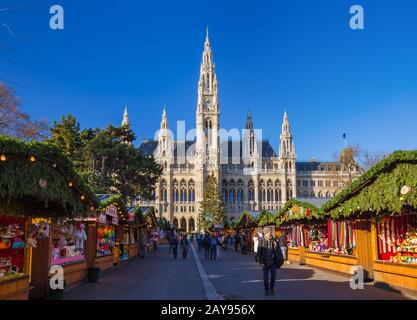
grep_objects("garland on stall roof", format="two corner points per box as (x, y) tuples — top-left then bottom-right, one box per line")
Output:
(322, 158), (417, 220)
(322, 150), (417, 219)
(256, 209), (276, 227)
(98, 195), (129, 221)
(237, 210), (255, 227)
(275, 199), (322, 226)
(0, 135), (98, 217)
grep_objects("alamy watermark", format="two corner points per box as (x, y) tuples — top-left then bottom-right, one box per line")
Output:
(350, 5), (364, 30)
(49, 265), (65, 290)
(50, 5), (64, 30)
(349, 265), (365, 290)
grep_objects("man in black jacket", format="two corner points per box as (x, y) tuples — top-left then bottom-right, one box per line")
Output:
(257, 226), (282, 296)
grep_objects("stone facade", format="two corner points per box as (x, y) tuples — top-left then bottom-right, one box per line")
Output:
(137, 30), (360, 232)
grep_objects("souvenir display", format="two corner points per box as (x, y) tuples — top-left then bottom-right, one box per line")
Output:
(97, 225), (115, 257)
(0, 217), (26, 281)
(290, 225), (308, 248)
(378, 214), (417, 264)
(120, 228), (129, 260)
(290, 220), (356, 256)
(51, 221), (87, 265)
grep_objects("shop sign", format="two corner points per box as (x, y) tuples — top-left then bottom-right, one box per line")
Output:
(112, 216), (119, 226)
(97, 213), (107, 224)
(106, 205), (118, 217)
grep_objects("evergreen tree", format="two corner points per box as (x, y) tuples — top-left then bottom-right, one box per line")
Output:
(198, 174), (226, 231)
(49, 114), (82, 158)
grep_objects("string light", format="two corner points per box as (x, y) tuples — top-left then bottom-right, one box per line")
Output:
(29, 156), (36, 162)
(81, 195), (85, 200)
(0, 155), (6, 161)
(69, 182), (73, 187)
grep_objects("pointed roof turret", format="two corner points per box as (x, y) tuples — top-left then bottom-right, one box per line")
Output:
(122, 105), (129, 126)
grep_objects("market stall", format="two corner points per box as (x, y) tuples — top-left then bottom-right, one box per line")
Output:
(322, 150), (417, 290)
(236, 211), (257, 251)
(276, 199), (358, 274)
(0, 136), (97, 300)
(49, 218), (93, 289)
(95, 195), (128, 270)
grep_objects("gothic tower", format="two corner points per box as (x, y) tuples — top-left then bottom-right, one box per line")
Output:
(279, 111), (297, 201)
(195, 28), (221, 214)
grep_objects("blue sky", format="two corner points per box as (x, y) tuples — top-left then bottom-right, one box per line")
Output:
(1, 0), (416, 161)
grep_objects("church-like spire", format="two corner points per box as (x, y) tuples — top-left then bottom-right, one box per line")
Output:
(160, 105), (168, 130)
(198, 27), (217, 97)
(122, 105), (129, 126)
(279, 111), (295, 159)
(245, 111), (253, 131)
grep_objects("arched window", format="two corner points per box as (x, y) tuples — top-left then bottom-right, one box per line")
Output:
(180, 218), (187, 231)
(222, 188), (228, 203)
(229, 189), (236, 203)
(189, 218), (195, 232)
(237, 189), (243, 203)
(173, 218), (179, 229)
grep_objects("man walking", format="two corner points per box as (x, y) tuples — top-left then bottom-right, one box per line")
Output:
(203, 233), (210, 260)
(257, 227), (284, 296)
(139, 230), (147, 259)
(209, 234), (218, 261)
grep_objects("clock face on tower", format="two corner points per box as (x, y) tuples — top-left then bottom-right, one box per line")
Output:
(206, 99), (211, 104)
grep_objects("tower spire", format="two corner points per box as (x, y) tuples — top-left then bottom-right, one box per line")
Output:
(279, 111), (295, 159)
(122, 105), (129, 126)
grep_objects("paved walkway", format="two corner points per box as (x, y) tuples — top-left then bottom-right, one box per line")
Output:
(199, 247), (413, 300)
(65, 245), (206, 300)
(65, 243), (416, 300)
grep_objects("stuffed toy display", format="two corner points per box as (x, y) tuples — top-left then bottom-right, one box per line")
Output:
(73, 223), (87, 253)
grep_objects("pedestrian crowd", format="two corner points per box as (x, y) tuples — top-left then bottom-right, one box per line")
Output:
(163, 225), (290, 297)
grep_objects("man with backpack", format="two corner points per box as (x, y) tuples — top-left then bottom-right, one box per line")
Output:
(209, 233), (218, 261)
(257, 226), (284, 296)
(202, 233), (210, 260)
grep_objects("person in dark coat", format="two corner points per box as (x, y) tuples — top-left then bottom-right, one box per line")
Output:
(279, 231), (288, 262)
(257, 226), (282, 296)
(172, 236), (179, 259)
(180, 234), (189, 259)
(202, 233), (210, 260)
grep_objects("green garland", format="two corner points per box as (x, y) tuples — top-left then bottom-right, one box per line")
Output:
(0, 135), (97, 218)
(275, 199), (322, 226)
(237, 210), (256, 227)
(144, 207), (157, 227)
(324, 161), (417, 219)
(256, 209), (276, 227)
(322, 151), (417, 214)
(98, 195), (128, 220)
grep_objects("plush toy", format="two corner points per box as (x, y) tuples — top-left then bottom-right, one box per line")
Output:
(0, 238), (11, 249)
(27, 232), (37, 248)
(12, 237), (25, 249)
(73, 223), (87, 253)
(38, 222), (50, 239)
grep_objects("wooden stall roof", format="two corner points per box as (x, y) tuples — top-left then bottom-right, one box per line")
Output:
(275, 198), (323, 226)
(321, 150), (417, 219)
(0, 136), (98, 218)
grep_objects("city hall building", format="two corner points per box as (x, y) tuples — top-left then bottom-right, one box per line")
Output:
(136, 30), (360, 232)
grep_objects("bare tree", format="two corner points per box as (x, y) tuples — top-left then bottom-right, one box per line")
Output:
(0, 82), (48, 141)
